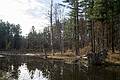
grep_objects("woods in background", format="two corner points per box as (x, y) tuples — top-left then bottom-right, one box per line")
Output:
(0, 20), (22, 50)
(0, 0), (120, 55)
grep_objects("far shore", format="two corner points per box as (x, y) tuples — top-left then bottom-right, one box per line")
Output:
(0, 50), (120, 65)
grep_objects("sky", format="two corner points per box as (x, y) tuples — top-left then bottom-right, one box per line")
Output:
(0, 0), (63, 35)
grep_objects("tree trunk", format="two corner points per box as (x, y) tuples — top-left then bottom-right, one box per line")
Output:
(111, 8), (114, 53)
(74, 0), (79, 55)
(50, 0), (54, 55)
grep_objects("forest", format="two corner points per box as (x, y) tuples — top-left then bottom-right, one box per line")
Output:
(0, 0), (120, 64)
(1, 0), (120, 80)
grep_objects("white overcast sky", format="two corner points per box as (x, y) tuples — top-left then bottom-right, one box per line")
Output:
(0, 0), (63, 35)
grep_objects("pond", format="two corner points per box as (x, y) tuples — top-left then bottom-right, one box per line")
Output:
(0, 56), (120, 80)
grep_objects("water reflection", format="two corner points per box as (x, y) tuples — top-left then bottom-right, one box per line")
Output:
(0, 56), (120, 80)
(18, 63), (47, 80)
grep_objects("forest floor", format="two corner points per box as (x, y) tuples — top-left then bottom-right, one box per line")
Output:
(47, 47), (120, 65)
(47, 52), (77, 64)
(47, 46), (91, 64)
(106, 50), (120, 65)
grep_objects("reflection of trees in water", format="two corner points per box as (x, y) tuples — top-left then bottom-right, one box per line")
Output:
(62, 63), (88, 80)
(10, 56), (21, 79)
(88, 66), (120, 80)
(26, 59), (48, 79)
(47, 61), (63, 80)
(1, 56), (120, 80)
(27, 60), (64, 80)
(1, 57), (80, 80)
(0, 56), (22, 79)
(72, 64), (87, 80)
(26, 60), (88, 80)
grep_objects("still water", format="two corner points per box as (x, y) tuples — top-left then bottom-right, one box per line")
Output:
(0, 56), (120, 80)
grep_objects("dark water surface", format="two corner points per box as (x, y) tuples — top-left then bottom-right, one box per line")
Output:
(0, 56), (120, 80)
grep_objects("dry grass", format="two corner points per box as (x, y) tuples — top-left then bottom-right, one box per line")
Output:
(47, 50), (77, 64)
(56, 52), (75, 57)
(48, 50), (75, 57)
(47, 45), (91, 63)
(80, 45), (91, 55)
(48, 48), (120, 65)
(48, 54), (76, 64)
(106, 50), (120, 64)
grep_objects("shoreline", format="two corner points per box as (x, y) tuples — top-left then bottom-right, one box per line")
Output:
(0, 51), (120, 65)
